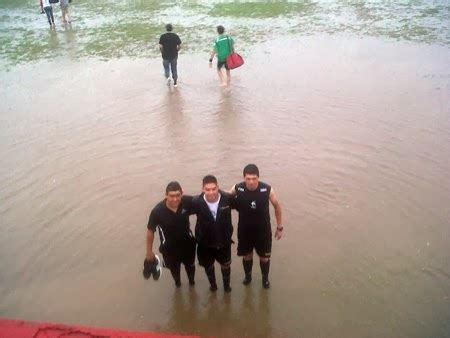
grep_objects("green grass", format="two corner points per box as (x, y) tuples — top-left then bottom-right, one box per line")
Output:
(208, 1), (317, 18)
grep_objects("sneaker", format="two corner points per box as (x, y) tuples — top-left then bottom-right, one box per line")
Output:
(166, 77), (171, 86)
(243, 275), (252, 285)
(151, 255), (162, 281)
(262, 279), (270, 289)
(173, 83), (178, 88)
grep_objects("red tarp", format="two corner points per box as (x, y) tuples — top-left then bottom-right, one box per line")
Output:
(0, 318), (200, 338)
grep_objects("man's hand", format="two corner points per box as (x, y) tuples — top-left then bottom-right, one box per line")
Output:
(274, 226), (283, 240)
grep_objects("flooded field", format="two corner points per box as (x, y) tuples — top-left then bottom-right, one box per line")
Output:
(0, 1), (449, 337)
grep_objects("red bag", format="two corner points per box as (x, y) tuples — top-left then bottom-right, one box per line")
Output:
(225, 36), (244, 69)
(226, 53), (244, 69)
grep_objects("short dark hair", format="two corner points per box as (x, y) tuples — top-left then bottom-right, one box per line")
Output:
(202, 175), (218, 186)
(217, 25), (225, 34)
(166, 181), (182, 194)
(166, 24), (173, 32)
(243, 164), (259, 177)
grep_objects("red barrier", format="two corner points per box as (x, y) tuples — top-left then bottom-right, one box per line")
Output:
(0, 318), (200, 338)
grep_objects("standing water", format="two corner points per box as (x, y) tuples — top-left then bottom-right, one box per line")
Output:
(0, 1), (449, 337)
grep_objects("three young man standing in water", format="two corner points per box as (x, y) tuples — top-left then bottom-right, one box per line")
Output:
(143, 165), (283, 291)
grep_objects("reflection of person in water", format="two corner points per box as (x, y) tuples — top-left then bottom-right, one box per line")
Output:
(165, 289), (201, 334)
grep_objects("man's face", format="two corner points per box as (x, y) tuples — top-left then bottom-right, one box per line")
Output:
(166, 190), (182, 209)
(203, 183), (219, 203)
(244, 174), (259, 191)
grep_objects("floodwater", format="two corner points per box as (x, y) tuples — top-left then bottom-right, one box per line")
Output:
(1, 1), (449, 338)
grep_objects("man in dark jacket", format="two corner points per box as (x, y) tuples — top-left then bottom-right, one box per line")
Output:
(191, 175), (235, 292)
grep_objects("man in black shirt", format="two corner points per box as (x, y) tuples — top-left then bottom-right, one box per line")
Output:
(191, 175), (235, 292)
(230, 164), (283, 289)
(143, 181), (196, 287)
(159, 24), (182, 87)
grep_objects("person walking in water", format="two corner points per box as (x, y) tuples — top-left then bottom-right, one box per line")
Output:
(159, 24), (182, 87)
(40, 0), (55, 28)
(60, 0), (71, 24)
(209, 25), (234, 86)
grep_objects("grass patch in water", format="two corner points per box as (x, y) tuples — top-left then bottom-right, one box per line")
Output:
(208, 1), (316, 18)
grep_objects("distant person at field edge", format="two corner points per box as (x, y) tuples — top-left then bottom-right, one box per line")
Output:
(40, 0), (55, 28)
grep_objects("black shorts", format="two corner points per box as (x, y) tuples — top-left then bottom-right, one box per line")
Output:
(160, 239), (196, 269)
(237, 225), (272, 258)
(197, 244), (231, 267)
(217, 60), (229, 70)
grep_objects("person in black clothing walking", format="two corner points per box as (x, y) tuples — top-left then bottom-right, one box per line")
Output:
(230, 164), (283, 289)
(143, 181), (196, 288)
(159, 24), (182, 87)
(191, 175), (235, 292)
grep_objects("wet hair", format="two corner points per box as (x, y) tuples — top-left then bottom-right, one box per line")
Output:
(166, 181), (182, 194)
(202, 175), (218, 186)
(243, 164), (259, 177)
(217, 25), (225, 34)
(166, 24), (173, 32)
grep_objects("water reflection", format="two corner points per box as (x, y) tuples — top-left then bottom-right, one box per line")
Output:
(166, 288), (201, 335)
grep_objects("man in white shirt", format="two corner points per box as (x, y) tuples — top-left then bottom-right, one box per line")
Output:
(191, 175), (236, 292)
(40, 0), (55, 28)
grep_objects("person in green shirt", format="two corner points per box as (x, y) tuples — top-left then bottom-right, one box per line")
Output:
(209, 25), (234, 87)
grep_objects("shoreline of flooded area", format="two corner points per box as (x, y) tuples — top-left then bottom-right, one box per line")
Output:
(1, 33), (449, 337)
(1, 1), (449, 67)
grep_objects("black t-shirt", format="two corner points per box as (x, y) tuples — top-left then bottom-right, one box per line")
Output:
(235, 181), (271, 229)
(147, 195), (194, 250)
(159, 32), (181, 60)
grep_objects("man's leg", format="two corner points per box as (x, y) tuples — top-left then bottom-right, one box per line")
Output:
(198, 245), (217, 291)
(225, 69), (231, 86)
(65, 5), (71, 23)
(259, 257), (270, 289)
(256, 232), (272, 289)
(163, 59), (170, 83)
(170, 58), (178, 85)
(217, 62), (226, 86)
(182, 239), (196, 286)
(163, 253), (181, 287)
(170, 263), (181, 287)
(44, 7), (51, 26)
(184, 263), (195, 286)
(61, 6), (66, 23)
(238, 231), (254, 285)
(242, 253), (253, 285)
(220, 262), (231, 292)
(205, 265), (217, 291)
(49, 7), (55, 25)
(218, 245), (232, 292)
